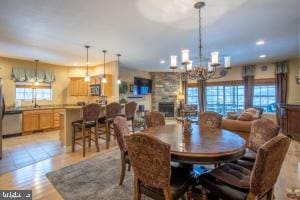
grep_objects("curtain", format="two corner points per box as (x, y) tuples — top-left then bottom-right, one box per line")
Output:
(242, 65), (255, 108)
(11, 67), (55, 83)
(275, 61), (289, 124)
(197, 80), (206, 113)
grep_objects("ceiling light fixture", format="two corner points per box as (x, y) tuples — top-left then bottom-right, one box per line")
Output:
(256, 40), (265, 46)
(34, 60), (39, 86)
(117, 54), (122, 84)
(169, 1), (231, 80)
(84, 45), (90, 82)
(259, 54), (266, 58)
(160, 60), (166, 64)
(102, 50), (107, 83)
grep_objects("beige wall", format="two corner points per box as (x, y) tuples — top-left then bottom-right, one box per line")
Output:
(119, 66), (152, 111)
(0, 57), (118, 107)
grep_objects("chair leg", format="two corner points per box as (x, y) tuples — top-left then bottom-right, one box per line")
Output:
(82, 127), (86, 157)
(132, 118), (135, 133)
(186, 186), (192, 200)
(266, 188), (274, 200)
(163, 188), (172, 200)
(119, 153), (126, 185)
(105, 122), (110, 149)
(88, 129), (92, 147)
(72, 127), (76, 152)
(127, 163), (131, 171)
(134, 176), (141, 200)
(200, 188), (208, 200)
(94, 125), (100, 152)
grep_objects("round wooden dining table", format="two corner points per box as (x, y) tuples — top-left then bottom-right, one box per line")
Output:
(143, 123), (246, 165)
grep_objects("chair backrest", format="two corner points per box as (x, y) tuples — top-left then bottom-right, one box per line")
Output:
(249, 134), (291, 198)
(106, 102), (122, 119)
(249, 118), (279, 152)
(145, 111), (166, 128)
(82, 103), (101, 122)
(199, 111), (222, 128)
(113, 116), (129, 152)
(125, 134), (171, 189)
(125, 102), (137, 116)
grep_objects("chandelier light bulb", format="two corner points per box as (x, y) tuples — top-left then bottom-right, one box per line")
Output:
(186, 60), (193, 71)
(207, 62), (213, 72)
(170, 55), (177, 67)
(182, 49), (190, 64)
(224, 56), (231, 68)
(211, 51), (219, 65)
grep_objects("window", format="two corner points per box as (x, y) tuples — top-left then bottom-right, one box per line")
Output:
(16, 83), (52, 101)
(206, 85), (244, 116)
(253, 85), (276, 112)
(186, 87), (199, 106)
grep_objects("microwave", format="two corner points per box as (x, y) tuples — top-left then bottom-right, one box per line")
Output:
(90, 84), (101, 96)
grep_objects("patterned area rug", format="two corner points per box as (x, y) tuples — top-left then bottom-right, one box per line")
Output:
(47, 149), (150, 200)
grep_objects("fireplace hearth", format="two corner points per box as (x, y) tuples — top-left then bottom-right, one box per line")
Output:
(159, 102), (175, 117)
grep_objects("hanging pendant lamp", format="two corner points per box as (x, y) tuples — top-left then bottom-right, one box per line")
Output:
(84, 45), (90, 82)
(34, 60), (39, 86)
(102, 50), (107, 83)
(117, 54), (121, 84)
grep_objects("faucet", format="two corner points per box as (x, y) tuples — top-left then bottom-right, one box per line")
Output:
(32, 88), (39, 108)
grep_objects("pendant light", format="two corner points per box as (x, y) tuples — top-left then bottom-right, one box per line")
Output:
(117, 54), (121, 84)
(84, 45), (90, 82)
(34, 60), (39, 86)
(102, 50), (107, 83)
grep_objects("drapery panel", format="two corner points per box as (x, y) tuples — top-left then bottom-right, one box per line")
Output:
(242, 65), (255, 108)
(275, 61), (289, 124)
(11, 67), (55, 83)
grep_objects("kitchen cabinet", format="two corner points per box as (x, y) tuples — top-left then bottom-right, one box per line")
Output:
(23, 111), (39, 132)
(53, 109), (64, 128)
(39, 110), (53, 130)
(70, 78), (89, 96)
(102, 74), (113, 97)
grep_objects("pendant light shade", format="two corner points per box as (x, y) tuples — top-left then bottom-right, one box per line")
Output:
(84, 45), (90, 82)
(102, 50), (107, 83)
(34, 60), (39, 86)
(117, 54), (121, 84)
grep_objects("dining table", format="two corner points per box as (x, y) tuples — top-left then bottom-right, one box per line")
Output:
(143, 123), (246, 165)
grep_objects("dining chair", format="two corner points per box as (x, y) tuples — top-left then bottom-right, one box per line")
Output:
(113, 116), (131, 185)
(125, 133), (197, 200)
(144, 111), (165, 128)
(72, 103), (101, 157)
(125, 102), (138, 133)
(199, 111), (222, 128)
(197, 134), (291, 200)
(236, 118), (279, 169)
(102, 102), (122, 149)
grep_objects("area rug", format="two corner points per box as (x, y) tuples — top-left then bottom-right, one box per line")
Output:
(46, 149), (150, 200)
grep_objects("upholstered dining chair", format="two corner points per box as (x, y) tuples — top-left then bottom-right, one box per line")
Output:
(72, 103), (101, 157)
(125, 133), (197, 200)
(199, 111), (222, 128)
(197, 134), (291, 200)
(113, 116), (131, 185)
(125, 102), (138, 133)
(101, 102), (122, 149)
(144, 111), (166, 128)
(236, 118), (279, 169)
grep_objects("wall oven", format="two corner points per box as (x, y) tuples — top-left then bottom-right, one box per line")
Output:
(90, 84), (101, 96)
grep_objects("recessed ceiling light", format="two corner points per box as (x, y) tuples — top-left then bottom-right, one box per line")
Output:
(160, 60), (166, 64)
(259, 54), (266, 58)
(256, 40), (265, 45)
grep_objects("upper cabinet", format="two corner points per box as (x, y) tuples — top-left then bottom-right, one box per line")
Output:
(102, 74), (112, 97)
(70, 78), (89, 96)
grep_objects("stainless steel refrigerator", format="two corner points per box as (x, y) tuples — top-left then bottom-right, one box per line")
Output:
(0, 78), (4, 159)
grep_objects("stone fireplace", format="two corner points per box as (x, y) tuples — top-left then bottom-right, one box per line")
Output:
(151, 72), (180, 115)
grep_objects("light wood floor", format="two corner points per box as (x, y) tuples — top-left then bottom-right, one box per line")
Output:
(0, 132), (299, 199)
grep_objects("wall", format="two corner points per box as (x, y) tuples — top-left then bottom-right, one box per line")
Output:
(119, 66), (152, 111)
(0, 56), (119, 107)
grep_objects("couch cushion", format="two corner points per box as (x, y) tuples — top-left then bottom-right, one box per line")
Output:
(222, 119), (252, 133)
(238, 112), (255, 121)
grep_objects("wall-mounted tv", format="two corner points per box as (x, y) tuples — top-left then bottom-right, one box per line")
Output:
(133, 77), (152, 95)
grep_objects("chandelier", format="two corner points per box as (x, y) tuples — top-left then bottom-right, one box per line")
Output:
(170, 1), (231, 80)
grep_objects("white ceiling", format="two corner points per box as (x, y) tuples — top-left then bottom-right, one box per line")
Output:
(0, 0), (299, 71)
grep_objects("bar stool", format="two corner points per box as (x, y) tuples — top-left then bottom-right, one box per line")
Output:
(125, 102), (137, 133)
(72, 103), (101, 157)
(103, 102), (122, 149)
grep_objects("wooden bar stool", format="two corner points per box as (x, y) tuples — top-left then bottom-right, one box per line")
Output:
(125, 102), (137, 133)
(72, 103), (101, 157)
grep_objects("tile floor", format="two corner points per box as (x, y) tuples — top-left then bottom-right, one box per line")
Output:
(0, 131), (63, 175)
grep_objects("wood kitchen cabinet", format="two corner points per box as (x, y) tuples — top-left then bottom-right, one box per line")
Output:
(53, 109), (64, 128)
(70, 78), (89, 96)
(23, 111), (39, 132)
(39, 110), (53, 130)
(102, 74), (112, 97)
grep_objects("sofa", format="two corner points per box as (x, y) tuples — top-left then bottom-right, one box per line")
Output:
(221, 108), (264, 143)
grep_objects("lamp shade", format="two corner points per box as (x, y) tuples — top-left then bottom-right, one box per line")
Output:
(182, 49), (189, 63)
(211, 51), (219, 65)
(170, 55), (177, 67)
(186, 60), (193, 71)
(224, 56), (231, 68)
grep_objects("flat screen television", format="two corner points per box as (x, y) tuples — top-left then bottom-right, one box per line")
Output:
(133, 77), (152, 95)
